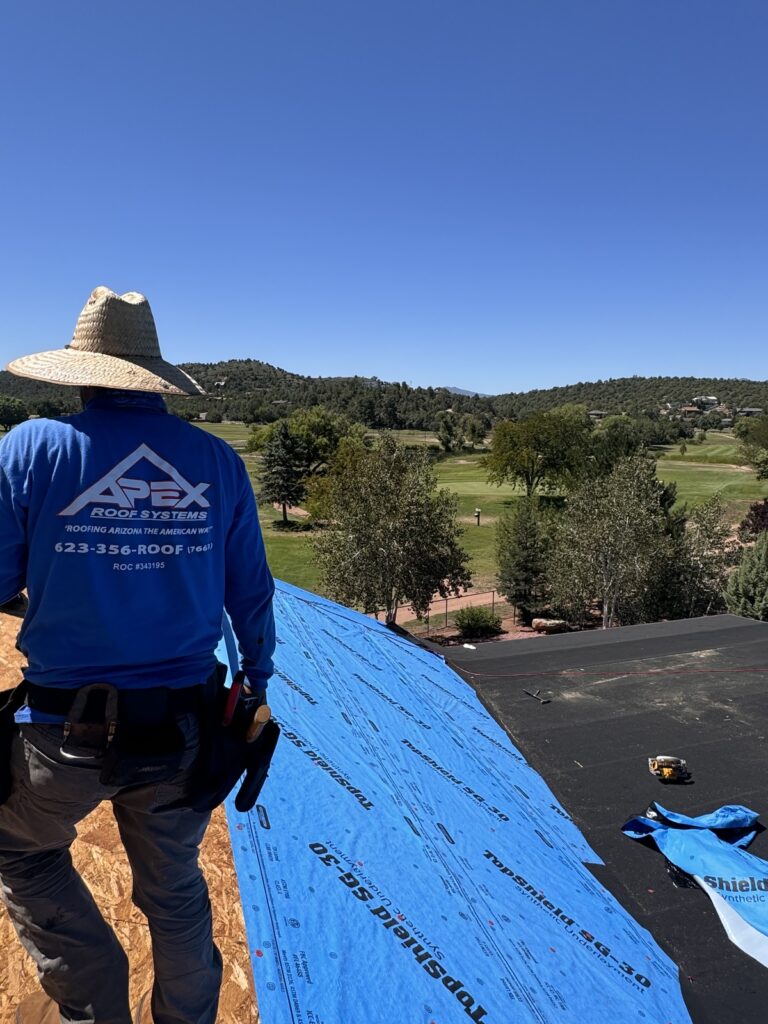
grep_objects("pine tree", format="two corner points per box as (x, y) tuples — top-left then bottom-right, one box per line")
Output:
(725, 533), (768, 621)
(496, 498), (550, 625)
(258, 422), (307, 525)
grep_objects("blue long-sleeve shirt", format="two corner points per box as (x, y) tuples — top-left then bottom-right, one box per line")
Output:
(0, 392), (275, 689)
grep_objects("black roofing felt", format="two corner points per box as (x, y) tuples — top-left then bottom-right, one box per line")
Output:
(435, 615), (768, 1024)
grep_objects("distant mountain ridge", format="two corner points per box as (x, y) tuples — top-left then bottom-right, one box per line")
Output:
(1, 359), (766, 429)
(444, 386), (491, 398)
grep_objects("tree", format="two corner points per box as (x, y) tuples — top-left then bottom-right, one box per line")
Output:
(735, 416), (768, 445)
(496, 497), (551, 625)
(33, 399), (67, 419)
(700, 411), (723, 430)
(311, 434), (471, 623)
(461, 414), (487, 450)
(547, 459), (735, 627)
(725, 533), (768, 621)
(737, 499), (768, 542)
(677, 495), (734, 617)
(258, 422), (308, 524)
(287, 406), (366, 474)
(0, 396), (28, 431)
(247, 405), (364, 476)
(588, 415), (647, 476)
(735, 416), (768, 479)
(547, 457), (669, 628)
(436, 412), (462, 453)
(485, 408), (591, 496)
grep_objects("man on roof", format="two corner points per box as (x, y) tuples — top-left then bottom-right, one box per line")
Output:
(0, 287), (276, 1024)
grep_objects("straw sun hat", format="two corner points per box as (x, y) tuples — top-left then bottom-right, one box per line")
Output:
(6, 286), (204, 396)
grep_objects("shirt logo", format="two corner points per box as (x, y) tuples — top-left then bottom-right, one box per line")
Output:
(59, 444), (211, 516)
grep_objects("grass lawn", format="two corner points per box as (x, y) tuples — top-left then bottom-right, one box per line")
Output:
(656, 460), (766, 521)
(655, 430), (765, 520)
(434, 455), (519, 519)
(259, 519), (320, 592)
(193, 422), (768, 594)
(366, 428), (441, 446)
(456, 520), (499, 591)
(656, 431), (747, 466)
(433, 454), (512, 590)
(255, 484), (319, 592)
(195, 421), (252, 446)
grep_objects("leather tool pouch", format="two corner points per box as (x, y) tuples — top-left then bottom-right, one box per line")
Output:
(233, 717), (280, 813)
(0, 680), (29, 806)
(170, 664), (280, 814)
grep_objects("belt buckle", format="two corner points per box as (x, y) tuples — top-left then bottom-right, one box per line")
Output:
(60, 683), (118, 761)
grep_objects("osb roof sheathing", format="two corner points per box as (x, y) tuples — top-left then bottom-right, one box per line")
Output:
(0, 610), (259, 1023)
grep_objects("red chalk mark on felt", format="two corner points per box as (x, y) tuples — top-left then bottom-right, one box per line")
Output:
(397, 914), (405, 920)
(255, 950), (264, 958)
(487, 919), (495, 927)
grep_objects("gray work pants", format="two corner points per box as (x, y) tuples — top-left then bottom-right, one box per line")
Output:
(0, 713), (222, 1024)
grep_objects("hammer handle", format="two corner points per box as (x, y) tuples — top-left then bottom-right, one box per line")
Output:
(246, 704), (271, 743)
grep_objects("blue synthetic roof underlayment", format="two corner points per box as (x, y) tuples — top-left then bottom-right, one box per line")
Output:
(219, 581), (692, 1024)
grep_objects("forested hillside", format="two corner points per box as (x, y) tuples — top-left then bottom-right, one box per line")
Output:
(508, 376), (768, 417)
(1, 359), (766, 429)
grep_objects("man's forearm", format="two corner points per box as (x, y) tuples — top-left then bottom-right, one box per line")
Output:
(227, 583), (276, 688)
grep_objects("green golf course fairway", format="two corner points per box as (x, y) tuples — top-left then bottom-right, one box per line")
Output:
(198, 423), (767, 593)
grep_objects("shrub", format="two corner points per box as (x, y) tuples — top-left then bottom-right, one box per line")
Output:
(455, 606), (503, 639)
(725, 533), (768, 621)
(738, 498), (768, 542)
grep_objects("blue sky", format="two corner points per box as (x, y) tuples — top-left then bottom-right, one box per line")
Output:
(1, 1), (766, 395)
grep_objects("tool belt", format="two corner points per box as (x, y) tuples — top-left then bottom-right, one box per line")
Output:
(0, 667), (279, 813)
(0, 667), (282, 811)
(167, 663), (281, 815)
(25, 681), (201, 789)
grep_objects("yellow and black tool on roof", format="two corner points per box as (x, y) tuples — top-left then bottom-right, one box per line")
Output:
(648, 755), (691, 784)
